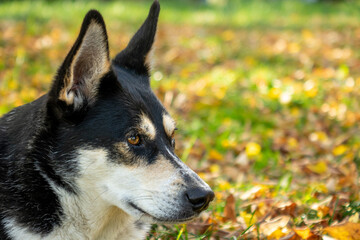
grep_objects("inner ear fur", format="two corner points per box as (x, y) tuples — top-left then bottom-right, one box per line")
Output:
(50, 10), (110, 112)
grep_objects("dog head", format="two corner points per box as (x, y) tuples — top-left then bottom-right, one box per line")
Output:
(46, 1), (214, 223)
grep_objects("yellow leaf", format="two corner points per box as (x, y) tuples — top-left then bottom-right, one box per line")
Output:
(8, 79), (19, 90)
(311, 182), (328, 194)
(294, 227), (314, 239)
(288, 42), (300, 53)
(290, 108), (300, 117)
(305, 87), (318, 98)
(244, 56), (256, 66)
(302, 29), (314, 39)
(221, 30), (235, 41)
(221, 139), (237, 148)
(268, 227), (289, 239)
(304, 80), (318, 98)
(324, 222), (360, 240)
(246, 142), (261, 157)
(333, 144), (348, 156)
(209, 164), (220, 174)
(209, 149), (223, 161)
(309, 131), (328, 142)
(222, 118), (232, 126)
(287, 137), (298, 148)
(268, 88), (281, 99)
(317, 206), (330, 218)
(218, 180), (231, 191)
(240, 211), (257, 226)
(307, 161), (328, 174)
(213, 86), (227, 99)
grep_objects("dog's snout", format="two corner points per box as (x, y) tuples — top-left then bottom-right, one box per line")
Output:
(185, 188), (215, 213)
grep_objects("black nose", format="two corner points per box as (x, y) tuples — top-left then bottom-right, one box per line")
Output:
(185, 188), (215, 213)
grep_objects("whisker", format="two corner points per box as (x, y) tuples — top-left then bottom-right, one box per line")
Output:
(133, 196), (154, 202)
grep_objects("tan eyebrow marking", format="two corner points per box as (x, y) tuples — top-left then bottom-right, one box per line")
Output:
(139, 114), (156, 140)
(163, 114), (176, 137)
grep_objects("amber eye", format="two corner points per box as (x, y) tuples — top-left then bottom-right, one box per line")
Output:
(127, 135), (140, 145)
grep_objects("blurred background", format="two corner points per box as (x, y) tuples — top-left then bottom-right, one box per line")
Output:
(0, 0), (360, 239)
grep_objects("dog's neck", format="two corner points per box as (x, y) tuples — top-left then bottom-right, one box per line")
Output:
(49, 187), (150, 240)
(3, 184), (150, 240)
(40, 148), (150, 240)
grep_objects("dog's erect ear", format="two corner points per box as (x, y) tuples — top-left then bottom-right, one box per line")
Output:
(113, 0), (160, 76)
(49, 10), (110, 112)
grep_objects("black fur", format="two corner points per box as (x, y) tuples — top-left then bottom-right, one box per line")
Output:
(0, 96), (64, 237)
(114, 0), (160, 77)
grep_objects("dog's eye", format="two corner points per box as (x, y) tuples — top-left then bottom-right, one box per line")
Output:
(127, 135), (140, 145)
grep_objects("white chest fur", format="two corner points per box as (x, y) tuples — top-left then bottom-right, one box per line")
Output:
(47, 183), (150, 240)
(4, 191), (149, 240)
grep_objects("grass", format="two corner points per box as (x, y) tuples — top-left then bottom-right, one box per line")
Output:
(1, 0), (360, 239)
(0, 0), (359, 29)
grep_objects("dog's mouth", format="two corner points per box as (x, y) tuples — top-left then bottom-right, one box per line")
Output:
(129, 202), (197, 223)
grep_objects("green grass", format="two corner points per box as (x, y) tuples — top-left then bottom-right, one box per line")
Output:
(0, 0), (359, 29)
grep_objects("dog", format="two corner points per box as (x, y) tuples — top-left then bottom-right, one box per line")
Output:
(0, 1), (214, 239)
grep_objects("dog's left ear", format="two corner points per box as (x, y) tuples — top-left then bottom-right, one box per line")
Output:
(113, 0), (160, 77)
(49, 10), (110, 113)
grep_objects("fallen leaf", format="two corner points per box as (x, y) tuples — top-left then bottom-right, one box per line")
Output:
(294, 227), (315, 239)
(332, 145), (348, 156)
(245, 142), (261, 157)
(274, 201), (297, 217)
(186, 222), (211, 235)
(209, 164), (220, 174)
(235, 152), (249, 167)
(240, 211), (257, 226)
(269, 227), (291, 239)
(323, 222), (360, 240)
(218, 180), (231, 191)
(240, 185), (265, 200)
(209, 149), (223, 161)
(260, 215), (291, 238)
(280, 232), (302, 240)
(307, 161), (328, 174)
(223, 194), (236, 222)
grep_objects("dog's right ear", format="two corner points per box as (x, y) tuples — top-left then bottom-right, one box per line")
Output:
(113, 0), (160, 77)
(48, 10), (110, 118)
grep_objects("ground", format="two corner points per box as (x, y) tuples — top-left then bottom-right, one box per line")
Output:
(0, 0), (360, 239)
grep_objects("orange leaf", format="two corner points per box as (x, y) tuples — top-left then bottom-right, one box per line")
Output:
(323, 222), (360, 240)
(223, 194), (237, 223)
(209, 149), (223, 161)
(280, 232), (302, 240)
(293, 227), (314, 239)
